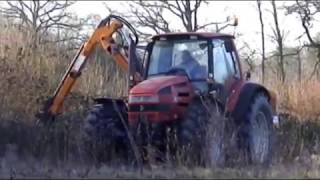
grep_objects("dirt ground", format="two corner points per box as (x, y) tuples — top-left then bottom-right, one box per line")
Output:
(1, 142), (320, 179)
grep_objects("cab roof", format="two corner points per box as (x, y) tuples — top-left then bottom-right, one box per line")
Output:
(151, 32), (234, 40)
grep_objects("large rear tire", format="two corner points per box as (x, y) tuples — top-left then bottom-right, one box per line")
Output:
(177, 99), (226, 167)
(82, 102), (131, 164)
(241, 93), (275, 166)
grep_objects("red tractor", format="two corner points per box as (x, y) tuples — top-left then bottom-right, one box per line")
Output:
(38, 15), (278, 167)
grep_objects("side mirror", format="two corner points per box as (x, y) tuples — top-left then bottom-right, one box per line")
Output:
(227, 15), (238, 26)
(245, 71), (251, 80)
(233, 16), (238, 26)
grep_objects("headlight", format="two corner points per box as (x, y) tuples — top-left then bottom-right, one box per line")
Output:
(129, 95), (159, 103)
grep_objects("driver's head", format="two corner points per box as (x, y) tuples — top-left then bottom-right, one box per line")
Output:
(180, 50), (194, 64)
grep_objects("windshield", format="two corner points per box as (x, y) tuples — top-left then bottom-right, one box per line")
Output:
(147, 39), (208, 80)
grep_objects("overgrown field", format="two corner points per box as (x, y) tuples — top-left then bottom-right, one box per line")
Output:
(0, 24), (320, 178)
(1, 115), (320, 178)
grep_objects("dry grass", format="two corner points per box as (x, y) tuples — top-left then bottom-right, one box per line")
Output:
(1, 22), (319, 123)
(0, 24), (128, 164)
(1, 22), (320, 178)
(279, 81), (320, 121)
(1, 148), (320, 179)
(264, 80), (320, 122)
(0, 23), (127, 123)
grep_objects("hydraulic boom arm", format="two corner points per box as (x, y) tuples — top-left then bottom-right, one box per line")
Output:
(37, 15), (138, 122)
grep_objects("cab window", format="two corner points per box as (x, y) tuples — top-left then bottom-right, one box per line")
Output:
(212, 39), (238, 84)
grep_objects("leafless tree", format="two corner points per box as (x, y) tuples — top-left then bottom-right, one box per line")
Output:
(283, 46), (305, 83)
(104, 0), (236, 41)
(0, 0), (80, 51)
(270, 0), (286, 83)
(256, 0), (266, 83)
(285, 0), (320, 80)
(239, 42), (258, 73)
(296, 47), (303, 83)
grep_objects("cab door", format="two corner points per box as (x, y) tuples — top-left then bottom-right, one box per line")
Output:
(211, 38), (241, 106)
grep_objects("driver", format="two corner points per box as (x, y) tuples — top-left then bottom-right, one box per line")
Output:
(176, 50), (203, 79)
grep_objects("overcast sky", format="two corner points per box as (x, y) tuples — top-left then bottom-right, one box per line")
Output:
(70, 1), (319, 55)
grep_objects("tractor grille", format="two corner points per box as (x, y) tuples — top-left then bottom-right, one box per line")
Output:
(129, 104), (170, 112)
(177, 92), (189, 97)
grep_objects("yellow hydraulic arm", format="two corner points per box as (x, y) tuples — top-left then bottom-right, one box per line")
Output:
(36, 15), (138, 122)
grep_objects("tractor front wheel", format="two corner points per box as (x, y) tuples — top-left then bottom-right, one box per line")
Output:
(82, 102), (132, 165)
(177, 99), (226, 167)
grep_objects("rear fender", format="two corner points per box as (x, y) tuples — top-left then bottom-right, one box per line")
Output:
(230, 82), (276, 122)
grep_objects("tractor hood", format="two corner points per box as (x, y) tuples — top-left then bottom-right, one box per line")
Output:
(130, 75), (189, 95)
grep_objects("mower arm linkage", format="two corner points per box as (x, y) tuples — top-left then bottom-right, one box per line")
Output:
(36, 15), (137, 122)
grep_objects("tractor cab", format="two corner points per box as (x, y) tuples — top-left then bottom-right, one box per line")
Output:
(128, 32), (243, 124)
(146, 33), (241, 91)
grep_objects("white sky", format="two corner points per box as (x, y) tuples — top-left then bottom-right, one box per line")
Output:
(69, 1), (319, 55)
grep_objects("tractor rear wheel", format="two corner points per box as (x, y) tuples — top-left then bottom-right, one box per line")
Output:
(177, 99), (226, 167)
(82, 102), (131, 164)
(241, 93), (275, 166)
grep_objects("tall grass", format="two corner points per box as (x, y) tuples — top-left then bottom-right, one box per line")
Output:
(264, 80), (320, 122)
(1, 23), (319, 123)
(0, 23), (127, 122)
(0, 22), (320, 174)
(0, 23), (128, 162)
